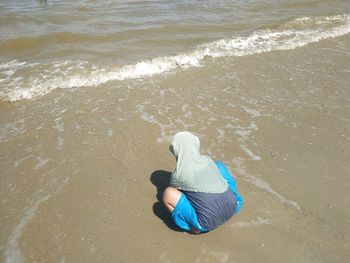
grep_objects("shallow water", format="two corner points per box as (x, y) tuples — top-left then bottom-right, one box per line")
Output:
(1, 1), (350, 262)
(1, 0), (350, 101)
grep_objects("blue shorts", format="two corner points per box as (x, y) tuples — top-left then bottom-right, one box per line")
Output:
(171, 160), (243, 232)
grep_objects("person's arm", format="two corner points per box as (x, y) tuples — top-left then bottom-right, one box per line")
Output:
(169, 172), (180, 188)
(215, 160), (243, 214)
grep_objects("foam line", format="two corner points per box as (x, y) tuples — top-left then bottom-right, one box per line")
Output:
(244, 173), (301, 210)
(4, 195), (50, 263)
(1, 14), (349, 101)
(230, 217), (273, 227)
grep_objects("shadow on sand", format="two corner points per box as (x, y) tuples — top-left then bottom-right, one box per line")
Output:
(150, 170), (184, 232)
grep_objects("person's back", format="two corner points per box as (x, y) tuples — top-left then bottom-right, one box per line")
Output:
(183, 188), (237, 231)
(162, 131), (243, 233)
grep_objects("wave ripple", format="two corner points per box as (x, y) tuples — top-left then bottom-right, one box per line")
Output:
(1, 14), (349, 102)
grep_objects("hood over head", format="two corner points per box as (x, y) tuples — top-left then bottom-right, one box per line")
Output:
(169, 131), (228, 193)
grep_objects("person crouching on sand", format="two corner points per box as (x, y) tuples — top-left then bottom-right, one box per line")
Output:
(162, 131), (243, 234)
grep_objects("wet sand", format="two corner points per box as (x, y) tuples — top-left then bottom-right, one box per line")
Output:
(1, 35), (350, 262)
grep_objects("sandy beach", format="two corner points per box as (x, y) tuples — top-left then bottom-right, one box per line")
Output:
(2, 35), (350, 262)
(1, 1), (350, 262)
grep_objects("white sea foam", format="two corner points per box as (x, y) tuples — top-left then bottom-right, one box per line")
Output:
(240, 144), (262, 161)
(56, 137), (64, 148)
(244, 173), (301, 210)
(34, 157), (50, 170)
(1, 14), (349, 101)
(235, 121), (261, 161)
(230, 217), (273, 227)
(14, 155), (32, 168)
(53, 118), (64, 132)
(232, 159), (301, 210)
(242, 106), (261, 118)
(136, 104), (172, 143)
(4, 195), (49, 263)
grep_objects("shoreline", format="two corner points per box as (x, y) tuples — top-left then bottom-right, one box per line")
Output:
(1, 34), (350, 263)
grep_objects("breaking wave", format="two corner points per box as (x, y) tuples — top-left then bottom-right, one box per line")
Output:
(1, 14), (349, 101)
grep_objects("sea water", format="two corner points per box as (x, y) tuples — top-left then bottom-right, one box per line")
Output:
(1, 1), (350, 262)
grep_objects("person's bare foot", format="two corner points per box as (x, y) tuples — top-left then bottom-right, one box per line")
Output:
(190, 228), (200, 234)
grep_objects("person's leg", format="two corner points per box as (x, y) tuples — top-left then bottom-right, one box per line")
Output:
(163, 187), (208, 233)
(162, 187), (182, 213)
(163, 188), (207, 232)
